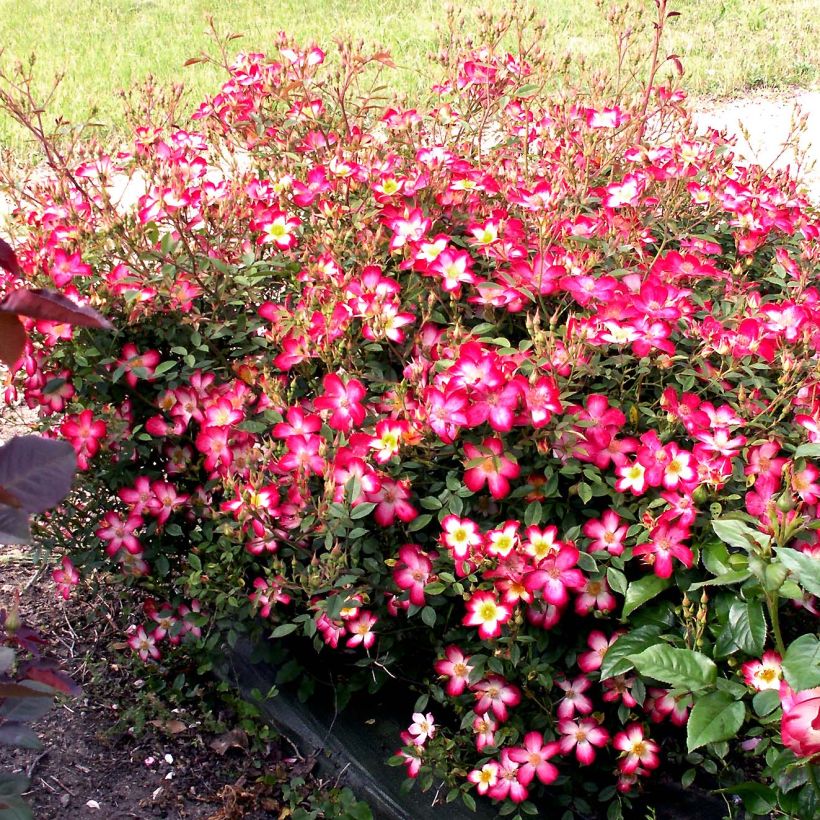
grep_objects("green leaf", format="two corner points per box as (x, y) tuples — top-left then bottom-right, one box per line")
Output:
(752, 689), (781, 717)
(600, 625), (663, 680)
(524, 501), (542, 527)
(782, 634), (820, 691)
(513, 83), (539, 97)
(701, 541), (732, 576)
(407, 513), (432, 532)
(576, 552), (598, 573)
(776, 548), (820, 597)
(715, 677), (748, 701)
(237, 419), (270, 434)
(622, 575), (670, 617)
(687, 570), (751, 590)
(629, 645), (717, 690)
(727, 600), (766, 656)
(419, 496), (442, 510)
(793, 443), (820, 458)
(606, 567), (627, 596)
(421, 606), (437, 627)
(712, 519), (769, 552)
(687, 691), (745, 752)
(153, 360), (177, 375)
(713, 621), (739, 658)
(271, 623), (298, 639)
(723, 783), (776, 816)
(350, 502), (376, 520)
(578, 482), (593, 504)
(779, 580), (804, 600)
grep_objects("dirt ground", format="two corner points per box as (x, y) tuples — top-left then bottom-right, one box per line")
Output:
(693, 89), (820, 200)
(0, 551), (299, 820)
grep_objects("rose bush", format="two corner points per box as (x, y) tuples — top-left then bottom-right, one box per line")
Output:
(0, 2), (818, 817)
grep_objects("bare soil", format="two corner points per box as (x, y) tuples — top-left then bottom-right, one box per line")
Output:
(0, 551), (316, 820)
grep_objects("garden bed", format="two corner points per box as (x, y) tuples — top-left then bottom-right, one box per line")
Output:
(1, 4), (819, 819)
(0, 552), (367, 819)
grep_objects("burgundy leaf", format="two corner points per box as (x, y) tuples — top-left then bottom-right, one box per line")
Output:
(0, 238), (21, 277)
(0, 288), (112, 330)
(0, 648), (14, 676)
(0, 505), (30, 545)
(0, 771), (30, 798)
(19, 661), (82, 697)
(8, 625), (47, 656)
(666, 54), (684, 76)
(0, 436), (76, 513)
(0, 681), (52, 701)
(0, 487), (21, 508)
(0, 313), (25, 367)
(0, 722), (42, 750)
(0, 683), (54, 723)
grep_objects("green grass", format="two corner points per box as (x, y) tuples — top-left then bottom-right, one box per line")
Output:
(0, 0), (817, 151)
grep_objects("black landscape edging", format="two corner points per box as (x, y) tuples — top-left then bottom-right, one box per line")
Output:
(224, 639), (730, 820)
(225, 638), (498, 820)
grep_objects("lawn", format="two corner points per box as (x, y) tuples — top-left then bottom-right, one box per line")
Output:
(0, 0), (817, 152)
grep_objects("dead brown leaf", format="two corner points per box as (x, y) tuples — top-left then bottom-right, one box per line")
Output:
(149, 718), (188, 735)
(209, 728), (249, 755)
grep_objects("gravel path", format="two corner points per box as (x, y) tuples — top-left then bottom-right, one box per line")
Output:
(0, 90), (817, 229)
(693, 89), (820, 201)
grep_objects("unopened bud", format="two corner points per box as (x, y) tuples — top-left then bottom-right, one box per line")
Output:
(5, 606), (20, 634)
(692, 485), (708, 506)
(776, 492), (795, 513)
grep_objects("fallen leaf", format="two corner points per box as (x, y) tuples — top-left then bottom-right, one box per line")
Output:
(165, 719), (187, 734)
(148, 718), (187, 735)
(209, 728), (249, 755)
(288, 755), (316, 779)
